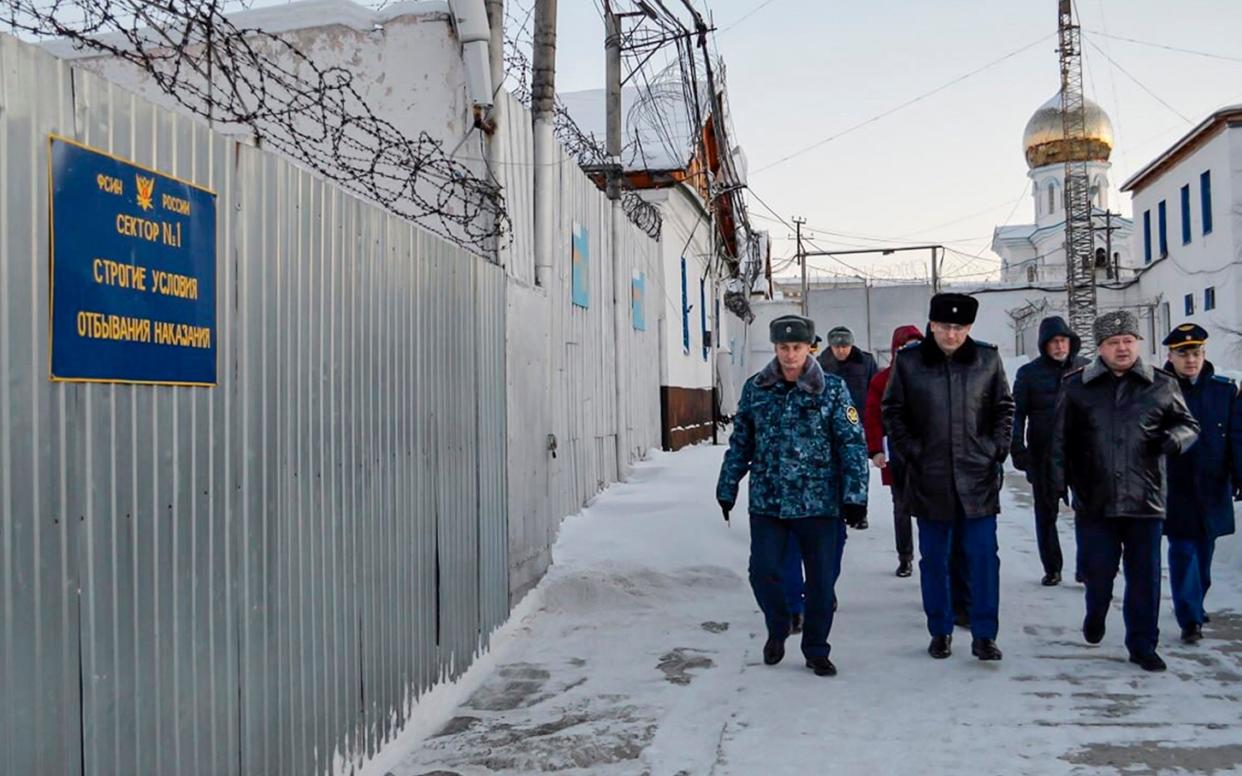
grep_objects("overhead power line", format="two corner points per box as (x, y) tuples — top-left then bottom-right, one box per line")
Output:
(752, 33), (1055, 175)
(1084, 38), (1191, 123)
(1083, 29), (1242, 65)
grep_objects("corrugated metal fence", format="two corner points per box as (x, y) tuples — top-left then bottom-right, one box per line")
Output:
(494, 92), (663, 596)
(1, 34), (507, 775)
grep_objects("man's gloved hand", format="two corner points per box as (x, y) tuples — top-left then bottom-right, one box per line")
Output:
(1011, 448), (1029, 472)
(718, 500), (733, 523)
(842, 503), (867, 529)
(1146, 434), (1182, 456)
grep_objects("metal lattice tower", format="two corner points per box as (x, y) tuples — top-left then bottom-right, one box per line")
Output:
(1058, 0), (1097, 342)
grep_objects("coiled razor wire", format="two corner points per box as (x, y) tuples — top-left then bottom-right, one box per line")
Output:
(4, 0), (509, 254)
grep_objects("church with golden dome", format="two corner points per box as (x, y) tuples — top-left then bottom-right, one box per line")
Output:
(992, 93), (1134, 285)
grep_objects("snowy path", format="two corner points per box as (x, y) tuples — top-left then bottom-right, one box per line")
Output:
(368, 445), (1242, 776)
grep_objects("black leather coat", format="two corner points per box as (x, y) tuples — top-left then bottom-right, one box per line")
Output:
(882, 335), (1015, 520)
(1048, 358), (1200, 519)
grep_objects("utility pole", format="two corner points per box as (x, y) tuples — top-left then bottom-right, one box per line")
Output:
(1058, 0), (1097, 345)
(794, 217), (807, 315)
(531, 0), (557, 286)
(930, 245), (939, 292)
(486, 0), (505, 266)
(604, 0), (628, 479)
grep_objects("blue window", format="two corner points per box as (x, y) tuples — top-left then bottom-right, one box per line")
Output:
(699, 278), (709, 361)
(1181, 185), (1192, 244)
(680, 257), (689, 355)
(1158, 200), (1168, 258)
(1143, 210), (1152, 264)
(1205, 286), (1216, 311)
(1201, 171), (1213, 234)
(1185, 293), (1195, 316)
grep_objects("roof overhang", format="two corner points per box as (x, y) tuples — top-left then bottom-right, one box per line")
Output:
(1121, 104), (1242, 193)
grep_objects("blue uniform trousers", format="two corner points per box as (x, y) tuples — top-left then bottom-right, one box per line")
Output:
(750, 514), (840, 658)
(1080, 517), (1162, 656)
(917, 509), (1000, 640)
(1168, 535), (1215, 629)
(781, 519), (847, 615)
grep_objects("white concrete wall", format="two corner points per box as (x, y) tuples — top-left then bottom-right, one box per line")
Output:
(653, 184), (717, 391)
(1129, 126), (1242, 372)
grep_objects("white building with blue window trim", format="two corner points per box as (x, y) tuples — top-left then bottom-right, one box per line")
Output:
(1122, 104), (1242, 373)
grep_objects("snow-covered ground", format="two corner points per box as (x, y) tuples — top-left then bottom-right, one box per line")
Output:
(366, 445), (1242, 776)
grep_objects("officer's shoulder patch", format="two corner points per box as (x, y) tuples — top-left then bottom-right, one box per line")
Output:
(1210, 373), (1236, 386)
(973, 339), (998, 350)
(899, 339), (922, 351)
(845, 406), (860, 425)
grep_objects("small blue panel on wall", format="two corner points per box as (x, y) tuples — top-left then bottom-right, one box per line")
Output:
(571, 222), (590, 308)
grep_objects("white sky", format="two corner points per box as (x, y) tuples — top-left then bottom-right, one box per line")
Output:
(548, 0), (1242, 281)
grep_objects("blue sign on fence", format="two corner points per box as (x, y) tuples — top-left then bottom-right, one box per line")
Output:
(49, 136), (218, 385)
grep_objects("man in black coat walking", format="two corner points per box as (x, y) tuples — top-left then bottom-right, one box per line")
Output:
(883, 293), (1015, 661)
(1049, 310), (1199, 672)
(817, 326), (879, 419)
(1011, 316), (1089, 586)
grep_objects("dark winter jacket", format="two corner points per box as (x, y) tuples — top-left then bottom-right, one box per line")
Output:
(864, 325), (924, 487)
(818, 345), (878, 417)
(881, 335), (1015, 520)
(1163, 362), (1242, 539)
(1011, 316), (1089, 485)
(1048, 358), (1200, 520)
(717, 357), (869, 519)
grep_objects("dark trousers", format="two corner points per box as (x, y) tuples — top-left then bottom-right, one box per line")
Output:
(1079, 517), (1162, 656)
(781, 519), (846, 615)
(950, 526), (970, 616)
(917, 509), (1000, 640)
(890, 459), (914, 559)
(1033, 488), (1064, 575)
(1168, 535), (1215, 629)
(1074, 514), (1086, 580)
(751, 515), (840, 658)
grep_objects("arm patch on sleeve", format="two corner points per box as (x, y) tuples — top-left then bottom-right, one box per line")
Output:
(846, 406), (860, 425)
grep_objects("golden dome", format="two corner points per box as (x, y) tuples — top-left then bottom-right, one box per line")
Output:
(1023, 93), (1113, 168)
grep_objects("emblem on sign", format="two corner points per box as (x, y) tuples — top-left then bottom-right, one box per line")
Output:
(136, 174), (155, 211)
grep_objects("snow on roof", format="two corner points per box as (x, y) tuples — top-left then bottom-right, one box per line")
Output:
(559, 84), (700, 173)
(992, 224), (1037, 242)
(41, 0), (449, 60)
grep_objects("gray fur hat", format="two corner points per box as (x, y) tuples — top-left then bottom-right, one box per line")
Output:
(827, 326), (855, 347)
(770, 315), (816, 344)
(1092, 310), (1142, 345)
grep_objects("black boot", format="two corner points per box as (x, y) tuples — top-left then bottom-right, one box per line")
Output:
(1083, 617), (1105, 645)
(1181, 623), (1203, 644)
(805, 656), (837, 677)
(896, 556), (913, 578)
(971, 638), (1003, 661)
(1041, 571), (1061, 587)
(763, 637), (785, 666)
(790, 613), (804, 634)
(928, 635), (952, 659)
(1129, 651), (1167, 672)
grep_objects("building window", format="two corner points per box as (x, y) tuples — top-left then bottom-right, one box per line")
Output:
(1185, 293), (1195, 316)
(1205, 286), (1216, 311)
(1158, 200), (1168, 258)
(699, 278), (709, 362)
(1162, 302), (1171, 336)
(1143, 210), (1152, 264)
(1027, 265), (1037, 283)
(1047, 183), (1056, 214)
(680, 257), (690, 355)
(1181, 184), (1192, 245)
(1201, 170), (1213, 235)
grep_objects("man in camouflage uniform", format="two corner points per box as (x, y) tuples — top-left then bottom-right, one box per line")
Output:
(717, 314), (869, 677)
